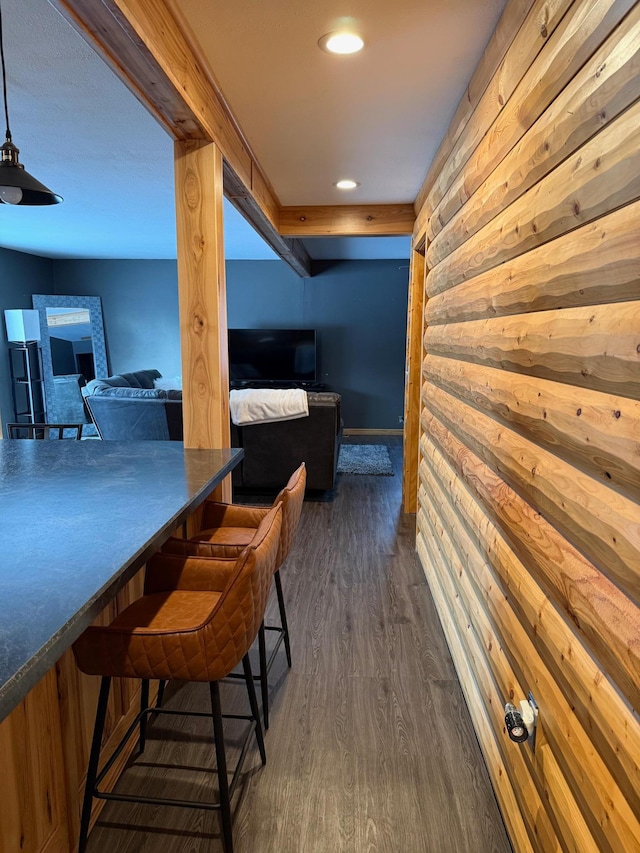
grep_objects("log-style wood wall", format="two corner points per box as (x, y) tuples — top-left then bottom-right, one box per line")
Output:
(414, 1), (640, 850)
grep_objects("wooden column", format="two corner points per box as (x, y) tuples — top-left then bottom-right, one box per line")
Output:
(174, 139), (231, 503)
(401, 246), (426, 513)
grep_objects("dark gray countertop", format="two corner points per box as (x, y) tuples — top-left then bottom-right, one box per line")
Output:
(0, 440), (243, 722)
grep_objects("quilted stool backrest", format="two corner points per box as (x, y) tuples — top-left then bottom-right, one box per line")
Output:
(201, 502), (283, 676)
(274, 462), (306, 568)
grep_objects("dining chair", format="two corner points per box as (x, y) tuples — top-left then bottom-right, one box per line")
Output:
(7, 422), (84, 439)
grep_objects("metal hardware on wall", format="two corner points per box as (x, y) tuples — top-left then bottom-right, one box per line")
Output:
(504, 695), (538, 750)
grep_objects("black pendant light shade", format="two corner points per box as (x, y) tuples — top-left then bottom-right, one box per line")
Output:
(0, 0), (62, 205)
(1, 136), (62, 204)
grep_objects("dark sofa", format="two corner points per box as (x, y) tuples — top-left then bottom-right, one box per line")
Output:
(83, 369), (183, 440)
(84, 370), (342, 490)
(232, 392), (343, 491)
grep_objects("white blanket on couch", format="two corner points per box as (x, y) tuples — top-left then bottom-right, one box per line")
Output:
(229, 388), (309, 426)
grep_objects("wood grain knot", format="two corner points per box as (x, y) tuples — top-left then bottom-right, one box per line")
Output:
(184, 171), (201, 209)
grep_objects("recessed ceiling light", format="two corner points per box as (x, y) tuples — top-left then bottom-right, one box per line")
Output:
(335, 179), (360, 190)
(319, 32), (364, 55)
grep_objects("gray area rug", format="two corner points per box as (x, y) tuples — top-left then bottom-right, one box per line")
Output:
(337, 444), (394, 475)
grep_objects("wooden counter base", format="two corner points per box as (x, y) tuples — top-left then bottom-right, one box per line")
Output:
(0, 569), (156, 853)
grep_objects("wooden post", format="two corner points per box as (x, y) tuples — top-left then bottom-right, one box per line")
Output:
(174, 139), (231, 502)
(401, 246), (426, 513)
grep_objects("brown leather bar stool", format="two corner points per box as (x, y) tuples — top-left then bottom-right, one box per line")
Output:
(73, 504), (282, 853)
(161, 462), (306, 729)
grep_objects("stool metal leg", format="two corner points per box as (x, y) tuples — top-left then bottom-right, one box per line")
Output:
(243, 654), (266, 765)
(258, 623), (269, 730)
(139, 679), (149, 753)
(78, 676), (111, 853)
(274, 570), (292, 667)
(142, 678), (165, 715)
(210, 681), (233, 853)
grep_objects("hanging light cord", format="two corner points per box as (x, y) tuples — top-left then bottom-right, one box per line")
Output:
(0, 0), (12, 141)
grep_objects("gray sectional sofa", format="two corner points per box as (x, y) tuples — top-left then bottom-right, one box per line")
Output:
(83, 369), (183, 441)
(84, 370), (342, 490)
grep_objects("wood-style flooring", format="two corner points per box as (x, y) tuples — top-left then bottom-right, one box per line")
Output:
(87, 437), (512, 853)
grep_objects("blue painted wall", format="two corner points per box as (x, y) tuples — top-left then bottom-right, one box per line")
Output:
(226, 260), (409, 428)
(0, 248), (54, 429)
(58, 257), (409, 428)
(1, 252), (409, 430)
(53, 259), (181, 381)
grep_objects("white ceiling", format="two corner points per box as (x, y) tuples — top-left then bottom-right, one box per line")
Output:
(0, 0), (506, 261)
(177, 0), (507, 204)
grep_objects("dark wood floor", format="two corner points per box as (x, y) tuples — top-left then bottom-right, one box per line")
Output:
(87, 436), (512, 853)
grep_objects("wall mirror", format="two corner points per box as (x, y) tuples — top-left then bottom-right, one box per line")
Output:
(32, 295), (108, 426)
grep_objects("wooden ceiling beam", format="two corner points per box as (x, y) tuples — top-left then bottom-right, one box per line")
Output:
(223, 162), (312, 278)
(51, 0), (312, 277)
(279, 204), (415, 237)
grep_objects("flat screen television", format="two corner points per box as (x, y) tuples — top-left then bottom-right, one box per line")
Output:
(228, 328), (317, 383)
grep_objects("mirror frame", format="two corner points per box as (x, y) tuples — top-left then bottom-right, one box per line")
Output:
(32, 294), (108, 422)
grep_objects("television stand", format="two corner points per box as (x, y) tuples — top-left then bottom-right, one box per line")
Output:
(230, 380), (327, 391)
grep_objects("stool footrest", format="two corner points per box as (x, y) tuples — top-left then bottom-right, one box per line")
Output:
(93, 703), (257, 811)
(95, 789), (223, 811)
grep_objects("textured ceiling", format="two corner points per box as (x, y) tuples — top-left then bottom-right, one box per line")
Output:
(0, 0), (506, 260)
(0, 0), (178, 259)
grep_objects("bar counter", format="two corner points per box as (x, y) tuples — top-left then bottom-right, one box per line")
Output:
(0, 440), (242, 723)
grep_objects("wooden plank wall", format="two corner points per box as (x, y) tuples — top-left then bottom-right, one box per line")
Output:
(414, 1), (640, 851)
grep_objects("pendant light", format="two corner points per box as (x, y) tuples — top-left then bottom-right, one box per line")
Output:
(0, 0), (62, 205)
